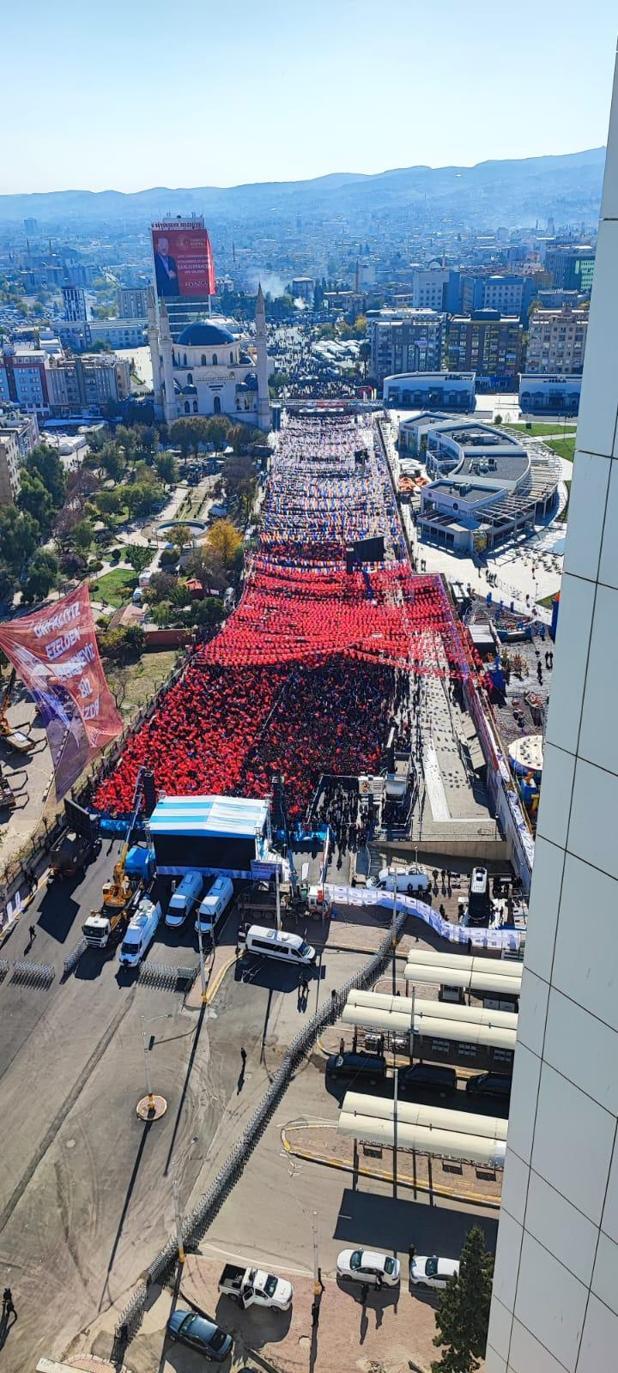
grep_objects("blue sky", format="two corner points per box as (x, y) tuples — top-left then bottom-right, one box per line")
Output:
(3, 0), (617, 193)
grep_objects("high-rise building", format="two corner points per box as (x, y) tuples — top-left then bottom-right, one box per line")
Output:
(62, 284), (88, 322)
(545, 243), (596, 293)
(0, 430), (21, 505)
(526, 305), (588, 375)
(485, 53), (618, 1373)
(117, 285), (150, 319)
(446, 311), (524, 388)
(368, 308), (446, 383)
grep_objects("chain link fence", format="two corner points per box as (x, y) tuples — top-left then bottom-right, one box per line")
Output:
(115, 911), (407, 1339)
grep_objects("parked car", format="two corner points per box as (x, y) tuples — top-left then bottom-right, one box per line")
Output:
(398, 1064), (457, 1100)
(466, 1072), (512, 1103)
(337, 1249), (401, 1287)
(409, 1254), (459, 1290)
(325, 1051), (387, 1090)
(167, 1309), (232, 1361)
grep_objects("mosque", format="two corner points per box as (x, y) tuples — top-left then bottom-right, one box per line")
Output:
(148, 278), (271, 431)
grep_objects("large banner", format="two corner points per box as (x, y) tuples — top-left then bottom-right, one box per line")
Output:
(151, 219), (216, 299)
(0, 585), (122, 799)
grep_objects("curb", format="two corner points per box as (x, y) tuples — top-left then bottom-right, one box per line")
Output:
(204, 952), (238, 1005)
(280, 1126), (502, 1210)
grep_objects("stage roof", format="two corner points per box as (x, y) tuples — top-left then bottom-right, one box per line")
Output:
(148, 794), (269, 839)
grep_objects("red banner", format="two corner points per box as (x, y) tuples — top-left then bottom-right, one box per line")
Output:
(0, 585), (122, 797)
(151, 222), (216, 299)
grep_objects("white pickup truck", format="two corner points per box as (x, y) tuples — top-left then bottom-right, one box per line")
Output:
(218, 1263), (293, 1311)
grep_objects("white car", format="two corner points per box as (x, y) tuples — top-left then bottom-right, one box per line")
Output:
(409, 1254), (459, 1290)
(337, 1249), (401, 1287)
(370, 866), (430, 895)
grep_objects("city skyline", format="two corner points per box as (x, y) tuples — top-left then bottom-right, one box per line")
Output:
(2, 0), (617, 194)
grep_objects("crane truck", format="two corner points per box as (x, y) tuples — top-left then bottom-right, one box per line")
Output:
(81, 768), (155, 950)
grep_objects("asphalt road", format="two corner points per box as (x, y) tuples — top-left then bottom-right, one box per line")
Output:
(0, 844), (367, 1372)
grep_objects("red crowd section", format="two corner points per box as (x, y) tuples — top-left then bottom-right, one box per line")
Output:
(93, 563), (471, 818)
(94, 658), (393, 818)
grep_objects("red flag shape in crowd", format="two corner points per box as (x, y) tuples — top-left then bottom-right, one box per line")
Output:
(0, 584), (122, 798)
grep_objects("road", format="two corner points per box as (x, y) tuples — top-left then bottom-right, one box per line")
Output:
(0, 844), (368, 1371)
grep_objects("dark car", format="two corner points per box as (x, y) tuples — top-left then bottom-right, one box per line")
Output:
(325, 1051), (387, 1088)
(466, 1072), (512, 1103)
(398, 1064), (457, 1100)
(168, 1309), (232, 1362)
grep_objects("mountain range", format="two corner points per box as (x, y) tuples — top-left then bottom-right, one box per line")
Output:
(0, 147), (605, 228)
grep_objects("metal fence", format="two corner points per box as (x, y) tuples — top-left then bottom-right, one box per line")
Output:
(138, 962), (199, 992)
(10, 960), (55, 987)
(62, 938), (87, 978)
(115, 911), (407, 1339)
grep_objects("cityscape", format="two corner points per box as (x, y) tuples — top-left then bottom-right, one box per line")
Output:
(0, 6), (617, 1373)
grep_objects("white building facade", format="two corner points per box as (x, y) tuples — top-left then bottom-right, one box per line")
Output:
(149, 291), (270, 430)
(486, 52), (618, 1373)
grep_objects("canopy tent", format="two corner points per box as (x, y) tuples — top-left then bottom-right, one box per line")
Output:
(338, 1092), (506, 1168)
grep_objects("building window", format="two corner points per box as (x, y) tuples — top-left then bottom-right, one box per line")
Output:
(214, 396), (221, 414)
(184, 401), (190, 414)
(187, 372), (193, 384)
(183, 353), (187, 366)
(212, 353), (218, 366)
(230, 351), (234, 364)
(201, 354), (207, 367)
(193, 400), (198, 413)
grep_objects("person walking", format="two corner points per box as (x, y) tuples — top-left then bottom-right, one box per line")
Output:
(3, 1287), (15, 1318)
(240, 1047), (247, 1068)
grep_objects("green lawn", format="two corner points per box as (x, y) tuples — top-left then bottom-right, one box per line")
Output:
(90, 567), (137, 606)
(545, 435), (576, 463)
(106, 650), (178, 719)
(507, 422), (577, 436)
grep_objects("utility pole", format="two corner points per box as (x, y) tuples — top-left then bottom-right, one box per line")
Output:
(196, 919), (207, 1004)
(409, 984), (416, 1064)
(393, 1065), (398, 1199)
(391, 866), (398, 993)
(275, 861), (281, 932)
(173, 1171), (186, 1267)
(312, 1210), (319, 1291)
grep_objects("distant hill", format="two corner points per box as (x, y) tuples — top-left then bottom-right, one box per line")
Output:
(0, 148), (606, 227)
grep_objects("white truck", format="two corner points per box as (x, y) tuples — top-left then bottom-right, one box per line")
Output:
(218, 1263), (293, 1311)
(118, 896), (162, 967)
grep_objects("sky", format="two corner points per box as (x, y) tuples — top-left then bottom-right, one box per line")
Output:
(3, 0), (617, 195)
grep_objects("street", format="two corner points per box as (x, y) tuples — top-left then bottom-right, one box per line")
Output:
(0, 844), (369, 1371)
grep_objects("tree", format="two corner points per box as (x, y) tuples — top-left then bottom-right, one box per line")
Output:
(431, 1227), (494, 1373)
(124, 544), (152, 575)
(95, 489), (124, 517)
(21, 550), (59, 604)
(155, 451), (178, 485)
(207, 518), (242, 569)
(25, 444), (67, 507)
(72, 519), (95, 554)
(0, 506), (40, 576)
(99, 443), (125, 481)
(18, 471), (55, 533)
(172, 523), (194, 552)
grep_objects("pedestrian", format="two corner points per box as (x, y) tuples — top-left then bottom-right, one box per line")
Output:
(3, 1287), (15, 1317)
(408, 1244), (416, 1267)
(360, 1282), (370, 1307)
(28, 924), (36, 943)
(339, 1036), (345, 1055)
(240, 1046), (247, 1067)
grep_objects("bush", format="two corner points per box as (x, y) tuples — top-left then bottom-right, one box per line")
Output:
(110, 547), (122, 564)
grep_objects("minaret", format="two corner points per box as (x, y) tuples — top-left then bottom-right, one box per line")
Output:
(255, 283), (271, 432)
(159, 302), (177, 424)
(147, 288), (163, 418)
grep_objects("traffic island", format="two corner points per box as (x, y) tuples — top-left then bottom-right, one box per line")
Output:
(136, 1093), (167, 1121)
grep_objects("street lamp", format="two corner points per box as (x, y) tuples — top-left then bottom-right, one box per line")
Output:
(196, 919), (208, 1004)
(136, 1012), (172, 1121)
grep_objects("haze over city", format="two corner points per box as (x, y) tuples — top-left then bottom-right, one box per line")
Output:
(2, 0), (617, 193)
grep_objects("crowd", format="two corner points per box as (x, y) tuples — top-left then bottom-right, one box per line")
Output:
(93, 414), (472, 821)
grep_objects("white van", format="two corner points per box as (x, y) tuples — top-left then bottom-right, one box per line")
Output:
(165, 871), (203, 928)
(372, 866), (430, 895)
(118, 896), (162, 967)
(195, 875), (234, 943)
(244, 924), (316, 966)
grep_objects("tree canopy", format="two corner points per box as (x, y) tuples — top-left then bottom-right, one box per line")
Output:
(431, 1227), (494, 1373)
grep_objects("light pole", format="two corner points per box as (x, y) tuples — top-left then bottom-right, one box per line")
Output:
(196, 918), (208, 1004)
(173, 1170), (186, 1268)
(409, 984), (416, 1064)
(136, 1012), (172, 1121)
(392, 1065), (399, 1199)
(391, 866), (398, 993)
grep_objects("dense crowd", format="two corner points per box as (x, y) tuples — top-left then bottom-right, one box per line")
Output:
(93, 414), (471, 821)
